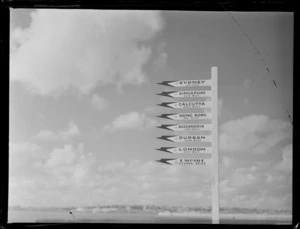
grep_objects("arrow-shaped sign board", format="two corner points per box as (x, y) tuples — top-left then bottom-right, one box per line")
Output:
(157, 124), (212, 131)
(157, 90), (212, 98)
(157, 113), (211, 120)
(158, 80), (211, 87)
(158, 101), (211, 109)
(157, 147), (212, 154)
(157, 135), (212, 143)
(156, 158), (211, 165)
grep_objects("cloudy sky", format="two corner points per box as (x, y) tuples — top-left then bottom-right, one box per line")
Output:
(9, 9), (293, 211)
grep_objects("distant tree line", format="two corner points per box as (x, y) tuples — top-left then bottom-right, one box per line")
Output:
(8, 205), (292, 215)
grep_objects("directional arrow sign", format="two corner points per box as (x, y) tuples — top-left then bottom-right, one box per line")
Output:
(157, 80), (211, 87)
(156, 158), (211, 165)
(157, 147), (212, 154)
(157, 101), (211, 109)
(157, 135), (212, 142)
(157, 90), (212, 98)
(157, 113), (211, 120)
(157, 124), (212, 131)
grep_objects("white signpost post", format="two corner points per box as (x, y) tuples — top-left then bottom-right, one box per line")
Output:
(211, 67), (219, 224)
(156, 67), (219, 224)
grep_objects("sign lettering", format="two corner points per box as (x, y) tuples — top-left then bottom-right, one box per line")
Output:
(158, 80), (211, 87)
(157, 113), (211, 120)
(156, 158), (211, 165)
(157, 135), (212, 143)
(157, 147), (212, 154)
(158, 101), (211, 109)
(157, 124), (212, 131)
(157, 90), (212, 98)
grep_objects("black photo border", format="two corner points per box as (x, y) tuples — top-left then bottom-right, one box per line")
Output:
(0, 1), (297, 229)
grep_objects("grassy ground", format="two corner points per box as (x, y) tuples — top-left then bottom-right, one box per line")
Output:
(8, 209), (292, 224)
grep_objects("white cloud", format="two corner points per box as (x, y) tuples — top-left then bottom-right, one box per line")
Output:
(220, 179), (236, 194)
(35, 121), (80, 141)
(253, 161), (271, 170)
(222, 193), (291, 210)
(218, 98), (223, 117)
(265, 173), (285, 184)
(35, 130), (57, 141)
(45, 144), (77, 168)
(9, 142), (292, 210)
(10, 10), (164, 96)
(220, 166), (262, 202)
(9, 141), (43, 176)
(219, 159), (292, 211)
(9, 140), (292, 210)
(90, 94), (109, 110)
(144, 105), (156, 114)
(222, 156), (234, 168)
(219, 115), (292, 154)
(252, 131), (290, 154)
(99, 161), (126, 172)
(9, 154), (212, 208)
(240, 78), (256, 91)
(275, 144), (292, 173)
(153, 51), (168, 69)
(231, 167), (257, 187)
(37, 113), (46, 120)
(9, 141), (40, 154)
(36, 142), (96, 185)
(103, 111), (157, 131)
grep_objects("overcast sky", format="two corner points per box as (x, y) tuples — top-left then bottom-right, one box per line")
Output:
(9, 9), (293, 210)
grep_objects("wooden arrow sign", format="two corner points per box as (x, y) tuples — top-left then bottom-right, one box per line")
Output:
(156, 158), (211, 165)
(157, 147), (212, 154)
(157, 80), (211, 87)
(157, 124), (212, 131)
(157, 101), (211, 109)
(157, 90), (212, 98)
(157, 113), (211, 120)
(157, 135), (212, 142)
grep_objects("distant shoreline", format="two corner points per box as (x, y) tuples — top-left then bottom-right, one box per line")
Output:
(157, 211), (292, 220)
(8, 205), (292, 215)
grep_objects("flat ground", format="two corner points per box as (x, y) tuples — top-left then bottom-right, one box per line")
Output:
(8, 210), (292, 225)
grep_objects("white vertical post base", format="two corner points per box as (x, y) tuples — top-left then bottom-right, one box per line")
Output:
(212, 218), (220, 224)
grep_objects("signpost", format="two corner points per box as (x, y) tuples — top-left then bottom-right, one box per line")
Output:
(211, 67), (219, 224)
(157, 80), (211, 87)
(157, 147), (212, 154)
(157, 101), (211, 109)
(157, 135), (212, 143)
(156, 66), (219, 224)
(157, 113), (212, 120)
(157, 90), (212, 98)
(157, 124), (212, 131)
(156, 158), (211, 165)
